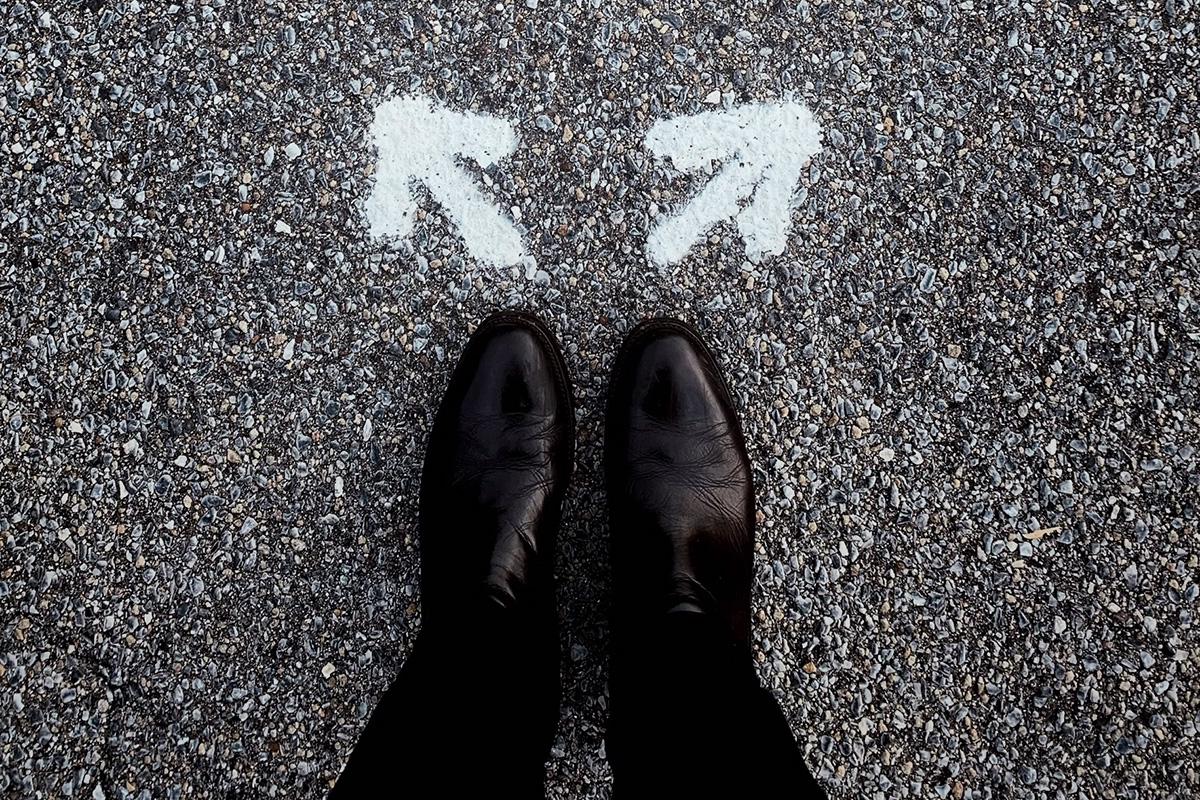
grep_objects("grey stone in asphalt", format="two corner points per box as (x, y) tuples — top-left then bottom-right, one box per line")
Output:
(2, 1), (1198, 798)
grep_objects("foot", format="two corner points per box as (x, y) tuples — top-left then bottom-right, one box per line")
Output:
(605, 318), (754, 648)
(418, 311), (574, 628)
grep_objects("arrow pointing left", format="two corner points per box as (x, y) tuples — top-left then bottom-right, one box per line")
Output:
(365, 95), (526, 268)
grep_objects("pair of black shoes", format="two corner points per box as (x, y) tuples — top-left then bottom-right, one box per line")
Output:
(333, 311), (826, 798)
(415, 311), (774, 795)
(419, 311), (753, 655)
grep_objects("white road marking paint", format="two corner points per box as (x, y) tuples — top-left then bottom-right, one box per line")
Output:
(366, 95), (526, 268)
(645, 100), (822, 266)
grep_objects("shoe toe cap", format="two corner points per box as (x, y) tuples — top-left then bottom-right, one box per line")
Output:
(625, 335), (725, 423)
(462, 328), (560, 416)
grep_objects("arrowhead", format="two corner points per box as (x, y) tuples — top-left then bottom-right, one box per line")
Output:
(365, 95), (526, 268)
(374, 96), (518, 166)
(645, 101), (821, 266)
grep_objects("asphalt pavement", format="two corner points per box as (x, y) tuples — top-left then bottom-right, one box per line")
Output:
(2, 1), (1198, 798)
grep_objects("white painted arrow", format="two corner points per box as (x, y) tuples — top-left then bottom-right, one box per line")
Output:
(645, 101), (822, 267)
(365, 95), (526, 268)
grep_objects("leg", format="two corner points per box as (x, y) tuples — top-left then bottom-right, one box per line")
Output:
(606, 612), (824, 798)
(604, 318), (827, 799)
(331, 312), (574, 798)
(330, 608), (556, 797)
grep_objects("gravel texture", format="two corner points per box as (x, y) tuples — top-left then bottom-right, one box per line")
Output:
(3, 1), (1199, 798)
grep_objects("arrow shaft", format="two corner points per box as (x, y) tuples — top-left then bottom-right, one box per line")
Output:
(648, 159), (759, 266)
(738, 162), (806, 260)
(419, 156), (524, 268)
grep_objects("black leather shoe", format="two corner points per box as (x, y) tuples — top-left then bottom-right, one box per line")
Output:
(605, 318), (754, 648)
(418, 311), (575, 629)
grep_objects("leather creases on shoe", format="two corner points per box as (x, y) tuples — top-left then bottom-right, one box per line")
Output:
(418, 311), (574, 627)
(607, 318), (755, 648)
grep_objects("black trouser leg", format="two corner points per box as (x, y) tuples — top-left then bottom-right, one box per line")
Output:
(606, 612), (827, 799)
(331, 605), (558, 799)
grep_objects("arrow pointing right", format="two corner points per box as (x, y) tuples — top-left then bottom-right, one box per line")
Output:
(645, 101), (822, 267)
(365, 95), (526, 268)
